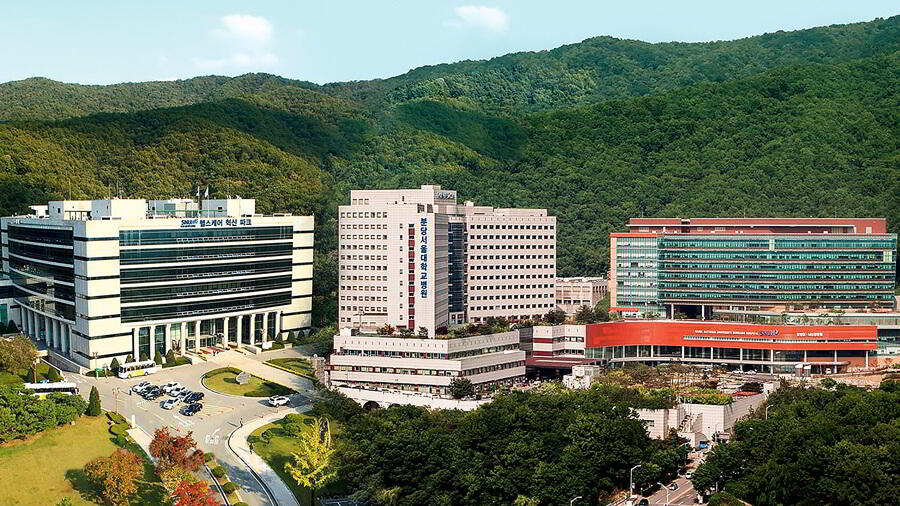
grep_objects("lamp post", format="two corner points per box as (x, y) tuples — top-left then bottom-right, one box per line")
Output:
(630, 464), (642, 497)
(569, 496), (582, 506)
(657, 483), (670, 506)
(765, 404), (773, 420)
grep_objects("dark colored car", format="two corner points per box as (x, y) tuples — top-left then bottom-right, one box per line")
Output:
(184, 392), (204, 403)
(638, 499), (649, 506)
(143, 387), (162, 400)
(182, 403), (203, 416)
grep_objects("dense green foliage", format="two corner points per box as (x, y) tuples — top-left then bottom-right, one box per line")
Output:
(0, 17), (898, 327)
(0, 384), (88, 442)
(691, 384), (900, 505)
(322, 387), (688, 505)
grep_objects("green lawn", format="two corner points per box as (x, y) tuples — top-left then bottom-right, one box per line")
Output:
(248, 414), (346, 506)
(161, 356), (191, 369)
(0, 415), (167, 505)
(202, 367), (295, 397)
(265, 357), (316, 379)
(0, 361), (56, 385)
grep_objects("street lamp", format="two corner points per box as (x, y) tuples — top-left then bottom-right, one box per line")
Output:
(765, 404), (773, 420)
(657, 483), (670, 506)
(630, 464), (642, 497)
(569, 496), (582, 506)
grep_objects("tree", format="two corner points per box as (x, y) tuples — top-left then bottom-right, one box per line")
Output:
(544, 309), (566, 325)
(47, 366), (61, 382)
(124, 354), (133, 364)
(285, 417), (336, 506)
(6, 320), (19, 333)
(0, 335), (38, 374)
(87, 386), (102, 416)
(172, 480), (219, 506)
(149, 427), (205, 473)
(574, 304), (596, 324)
(56, 498), (74, 506)
(449, 377), (475, 399)
(160, 467), (200, 492)
(154, 352), (163, 366)
(166, 350), (177, 366)
(109, 357), (120, 372)
(83, 449), (142, 506)
(417, 326), (429, 338)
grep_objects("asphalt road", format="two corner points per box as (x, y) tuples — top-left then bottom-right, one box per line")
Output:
(65, 354), (312, 506)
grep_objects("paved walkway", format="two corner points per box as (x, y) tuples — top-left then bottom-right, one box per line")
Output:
(221, 353), (317, 396)
(229, 407), (312, 506)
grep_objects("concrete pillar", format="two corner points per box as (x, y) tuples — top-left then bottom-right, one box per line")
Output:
(274, 311), (281, 339)
(262, 312), (270, 344)
(681, 346), (685, 360)
(222, 317), (229, 348)
(701, 305), (706, 320)
(149, 326), (156, 360)
(45, 316), (54, 349)
(55, 320), (62, 350)
(236, 315), (244, 346)
(61, 325), (68, 354)
(194, 321), (201, 351)
(803, 350), (807, 362)
(865, 350), (869, 369)
(179, 322), (186, 354)
(21, 308), (29, 337)
(132, 328), (139, 359)
(164, 324), (171, 354)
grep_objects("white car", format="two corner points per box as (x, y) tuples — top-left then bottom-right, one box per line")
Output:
(161, 398), (178, 410)
(731, 369), (743, 374)
(268, 395), (290, 407)
(131, 381), (151, 394)
(161, 381), (182, 393)
(746, 370), (757, 375)
(168, 386), (185, 397)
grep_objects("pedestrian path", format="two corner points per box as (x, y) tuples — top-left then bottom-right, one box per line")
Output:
(126, 426), (156, 463)
(229, 408), (312, 506)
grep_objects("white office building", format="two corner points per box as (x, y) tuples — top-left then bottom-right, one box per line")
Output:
(338, 185), (556, 337)
(555, 276), (609, 315)
(329, 328), (526, 396)
(1, 198), (313, 370)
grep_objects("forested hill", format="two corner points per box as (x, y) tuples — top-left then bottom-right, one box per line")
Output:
(1, 15), (897, 120)
(1, 16), (898, 325)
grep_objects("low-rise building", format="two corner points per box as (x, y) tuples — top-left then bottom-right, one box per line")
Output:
(555, 276), (608, 315)
(328, 328), (525, 397)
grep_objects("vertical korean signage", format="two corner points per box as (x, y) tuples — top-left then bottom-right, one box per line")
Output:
(420, 217), (428, 298)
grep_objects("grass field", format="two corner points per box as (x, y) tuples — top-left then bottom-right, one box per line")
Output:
(248, 414), (346, 506)
(0, 415), (166, 505)
(265, 357), (316, 379)
(202, 367), (295, 397)
(0, 361), (55, 385)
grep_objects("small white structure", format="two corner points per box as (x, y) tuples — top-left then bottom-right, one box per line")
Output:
(563, 364), (602, 389)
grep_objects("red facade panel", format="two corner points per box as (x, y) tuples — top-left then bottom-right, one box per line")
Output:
(585, 321), (877, 351)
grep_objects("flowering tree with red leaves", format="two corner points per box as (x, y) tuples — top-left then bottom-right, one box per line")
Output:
(173, 480), (219, 506)
(149, 427), (205, 473)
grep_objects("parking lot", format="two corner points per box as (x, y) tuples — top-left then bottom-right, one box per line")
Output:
(64, 354), (312, 506)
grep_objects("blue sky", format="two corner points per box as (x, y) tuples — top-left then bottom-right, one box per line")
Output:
(1, 1), (897, 85)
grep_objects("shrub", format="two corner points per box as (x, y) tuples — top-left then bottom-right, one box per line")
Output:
(222, 482), (238, 494)
(109, 357), (120, 372)
(6, 320), (18, 333)
(284, 413), (307, 424)
(211, 466), (226, 479)
(166, 350), (176, 365)
(233, 502), (250, 506)
(153, 353), (163, 366)
(124, 354), (133, 364)
(47, 366), (62, 382)
(87, 386), (102, 416)
(282, 423), (303, 437)
(203, 452), (215, 463)
(139, 352), (149, 362)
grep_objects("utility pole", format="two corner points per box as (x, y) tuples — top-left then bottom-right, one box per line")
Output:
(630, 464), (642, 497)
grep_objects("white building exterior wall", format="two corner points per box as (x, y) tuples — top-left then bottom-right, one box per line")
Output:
(2, 199), (313, 370)
(338, 185), (555, 337)
(556, 276), (608, 315)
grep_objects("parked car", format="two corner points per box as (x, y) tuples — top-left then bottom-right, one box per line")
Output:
(184, 392), (204, 403)
(144, 388), (162, 400)
(161, 398), (178, 410)
(161, 381), (182, 393)
(168, 386), (185, 397)
(131, 381), (151, 393)
(685, 471), (693, 479)
(730, 369), (743, 374)
(638, 499), (649, 506)
(177, 390), (192, 401)
(268, 395), (290, 407)
(746, 370), (757, 375)
(670, 483), (679, 491)
(183, 403), (203, 416)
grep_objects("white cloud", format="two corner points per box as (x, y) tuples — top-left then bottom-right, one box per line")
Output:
(218, 14), (273, 47)
(195, 14), (279, 72)
(448, 6), (509, 33)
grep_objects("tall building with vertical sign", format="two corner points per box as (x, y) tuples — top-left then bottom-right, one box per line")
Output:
(338, 185), (556, 336)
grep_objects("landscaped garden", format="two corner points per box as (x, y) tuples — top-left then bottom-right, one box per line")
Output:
(201, 367), (295, 397)
(265, 357), (316, 380)
(0, 360), (56, 384)
(248, 413), (346, 506)
(0, 414), (167, 505)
